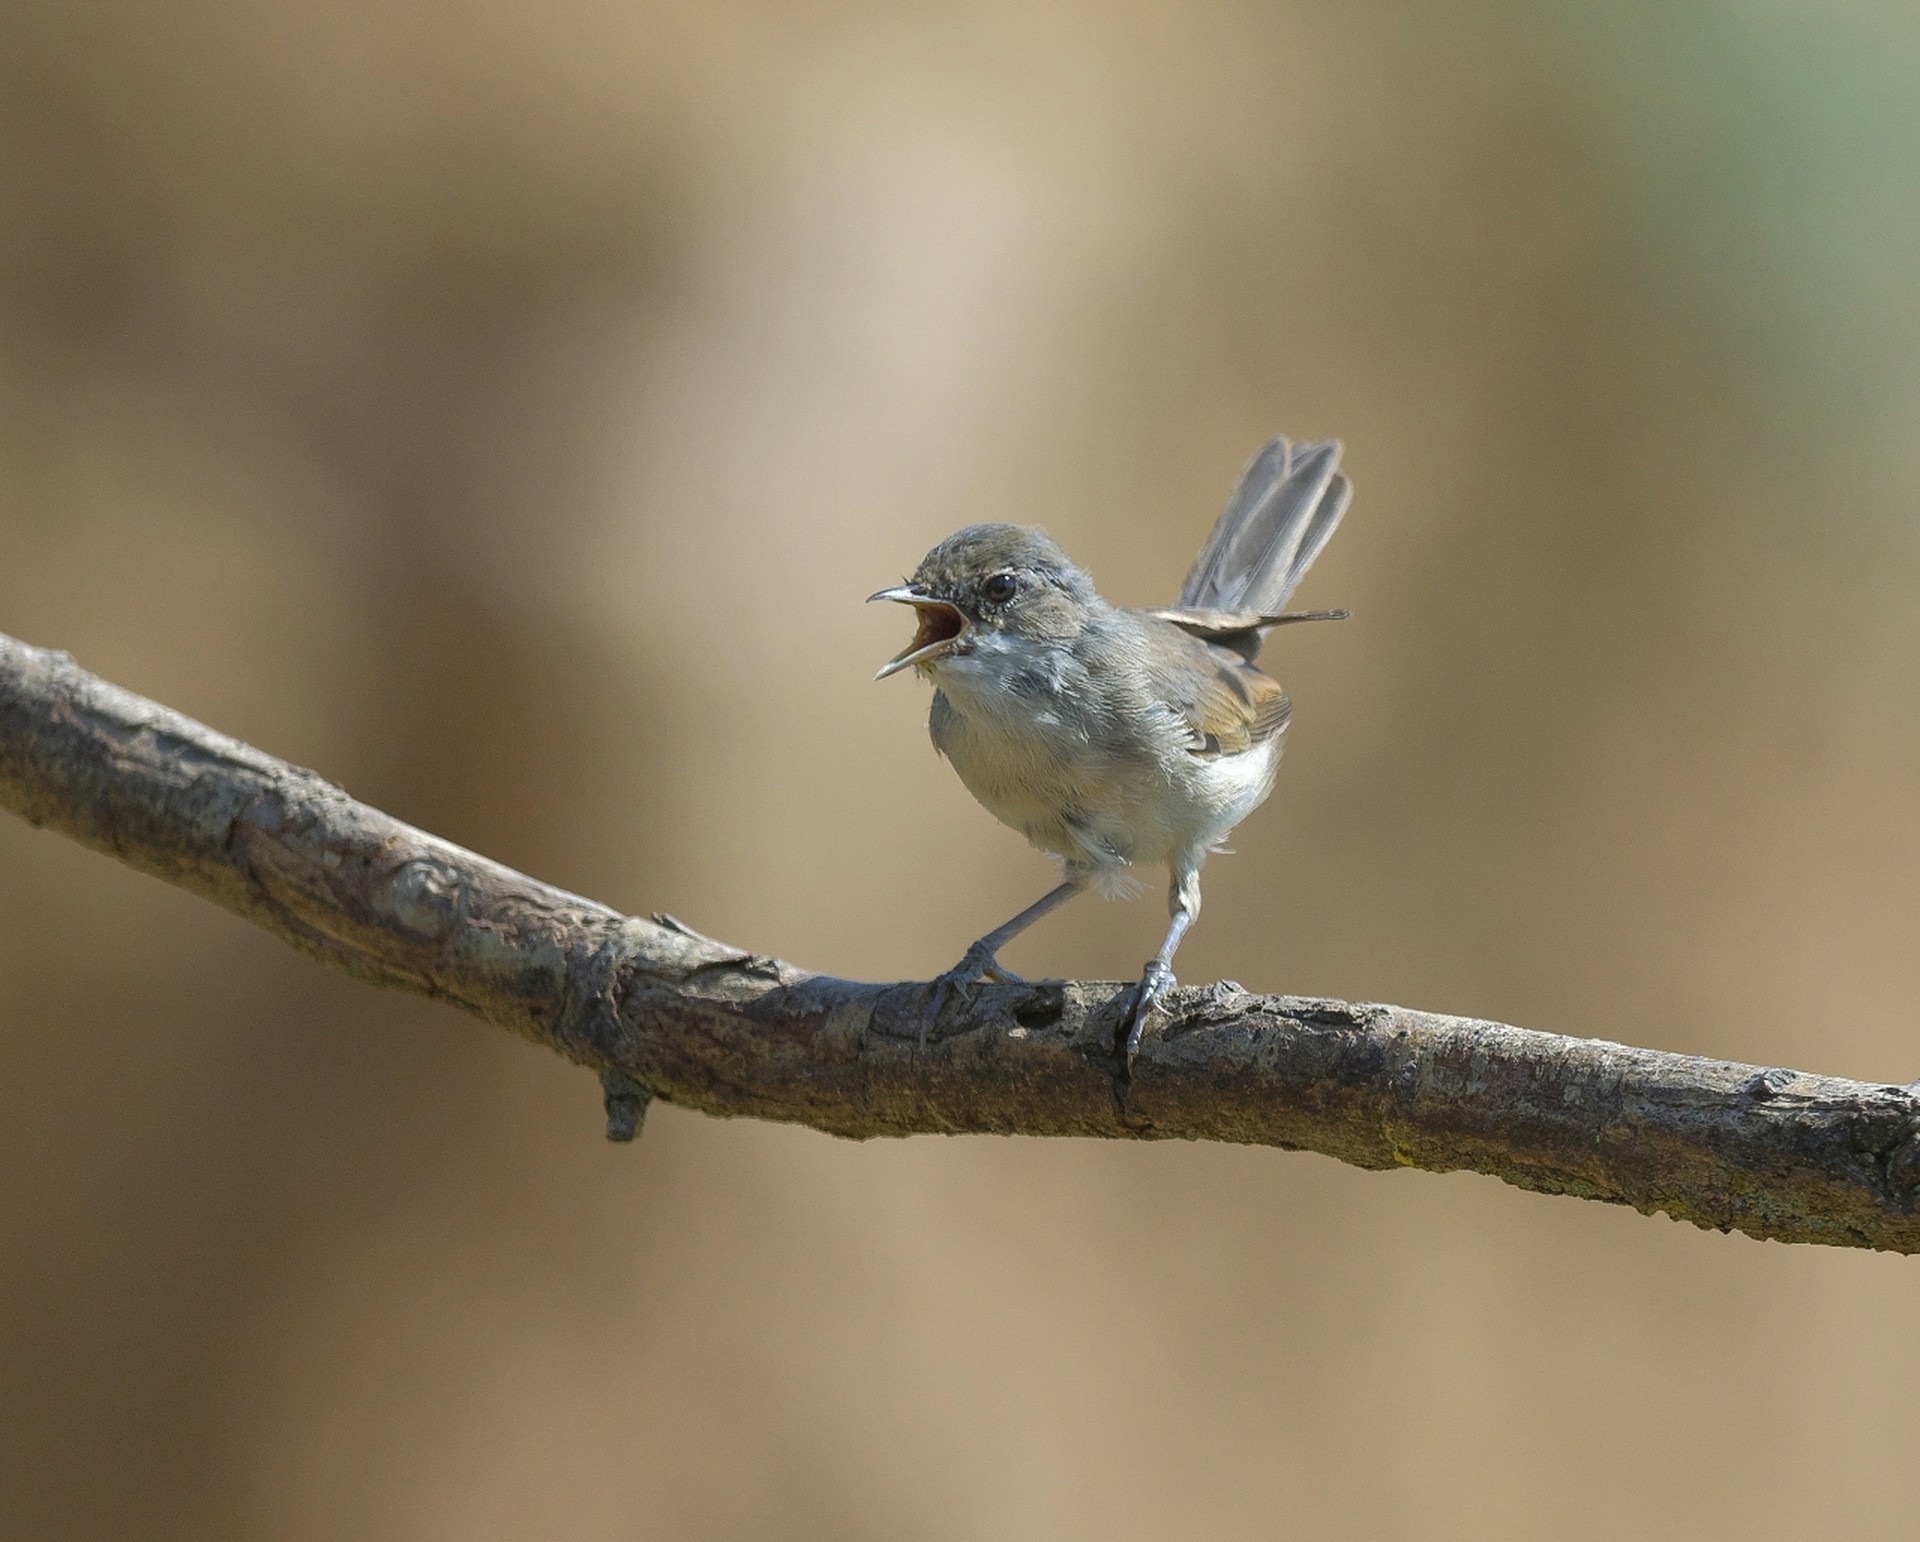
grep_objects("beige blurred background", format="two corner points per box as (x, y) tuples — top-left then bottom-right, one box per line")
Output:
(5, 3), (1920, 1537)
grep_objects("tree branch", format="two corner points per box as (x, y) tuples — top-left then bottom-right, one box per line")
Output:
(3, 629), (1918, 1252)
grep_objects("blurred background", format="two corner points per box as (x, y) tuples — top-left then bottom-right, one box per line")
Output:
(5, 3), (1920, 1537)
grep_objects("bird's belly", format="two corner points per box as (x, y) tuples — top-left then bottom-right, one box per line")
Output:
(1178, 739), (1282, 850)
(930, 688), (1280, 872)
(934, 702), (1114, 860)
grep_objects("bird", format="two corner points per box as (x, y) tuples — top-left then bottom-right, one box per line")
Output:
(870, 435), (1351, 1060)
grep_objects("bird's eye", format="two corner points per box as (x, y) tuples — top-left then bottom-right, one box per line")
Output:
(981, 572), (1018, 604)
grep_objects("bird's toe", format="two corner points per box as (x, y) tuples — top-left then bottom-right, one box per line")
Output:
(1121, 962), (1177, 1061)
(919, 942), (1012, 1046)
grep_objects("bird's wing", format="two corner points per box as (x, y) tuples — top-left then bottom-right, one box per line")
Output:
(1144, 606), (1350, 663)
(1141, 624), (1291, 759)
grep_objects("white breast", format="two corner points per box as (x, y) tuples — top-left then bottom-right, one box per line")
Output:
(927, 640), (1282, 887)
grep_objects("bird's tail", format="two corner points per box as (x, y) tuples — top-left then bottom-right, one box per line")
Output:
(1175, 437), (1350, 613)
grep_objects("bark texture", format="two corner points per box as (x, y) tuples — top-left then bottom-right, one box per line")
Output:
(4, 630), (1919, 1252)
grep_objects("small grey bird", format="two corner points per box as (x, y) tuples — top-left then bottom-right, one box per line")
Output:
(871, 435), (1351, 1057)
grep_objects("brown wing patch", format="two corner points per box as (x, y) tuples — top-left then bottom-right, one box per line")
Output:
(1165, 649), (1290, 760)
(1239, 665), (1291, 745)
(1138, 613), (1292, 759)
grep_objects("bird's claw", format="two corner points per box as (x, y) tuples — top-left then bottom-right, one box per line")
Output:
(1121, 960), (1176, 1064)
(919, 942), (1018, 1047)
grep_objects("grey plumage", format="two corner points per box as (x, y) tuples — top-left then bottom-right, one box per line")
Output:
(870, 434), (1351, 1060)
(1177, 437), (1351, 619)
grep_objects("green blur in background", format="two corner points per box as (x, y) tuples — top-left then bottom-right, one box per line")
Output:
(4, 3), (1920, 1538)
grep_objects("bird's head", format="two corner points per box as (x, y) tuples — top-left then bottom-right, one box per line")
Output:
(869, 524), (1097, 680)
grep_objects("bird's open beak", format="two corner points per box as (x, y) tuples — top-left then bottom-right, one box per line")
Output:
(868, 586), (968, 679)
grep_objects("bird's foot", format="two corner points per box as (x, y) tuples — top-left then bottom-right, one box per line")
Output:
(919, 941), (1024, 1047)
(939, 938), (1022, 990)
(1121, 960), (1177, 1065)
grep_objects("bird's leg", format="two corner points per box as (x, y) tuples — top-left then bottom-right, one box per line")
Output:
(1122, 861), (1202, 1063)
(921, 879), (1084, 1044)
(942, 879), (1085, 984)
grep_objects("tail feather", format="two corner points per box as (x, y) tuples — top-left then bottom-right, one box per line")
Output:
(1177, 437), (1350, 614)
